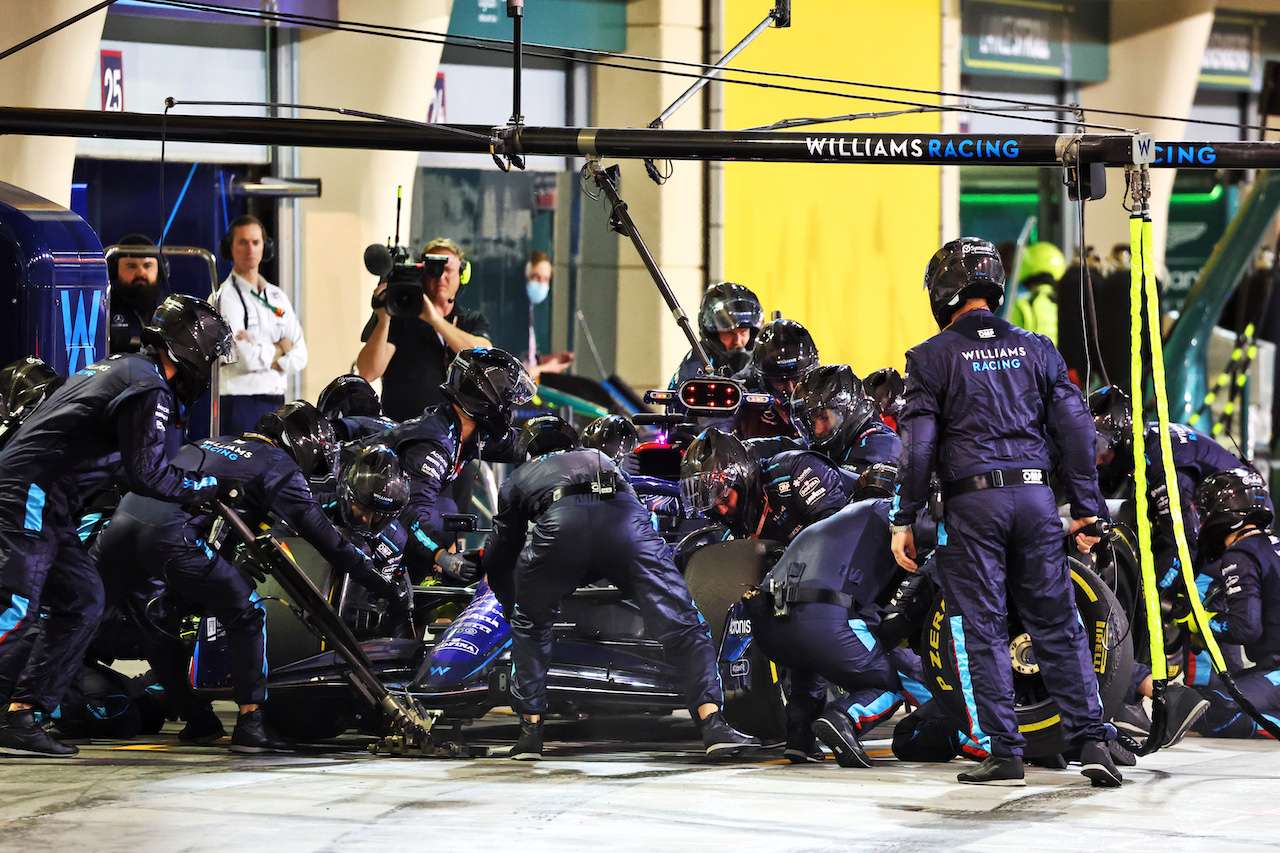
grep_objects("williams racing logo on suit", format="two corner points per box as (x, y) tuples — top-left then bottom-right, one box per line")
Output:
(960, 346), (1027, 373)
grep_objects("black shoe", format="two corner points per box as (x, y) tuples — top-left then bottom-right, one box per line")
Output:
(1079, 740), (1123, 787)
(1108, 739), (1137, 767)
(1111, 702), (1152, 739)
(957, 755), (1025, 786)
(811, 709), (872, 768)
(700, 710), (758, 757)
(179, 707), (226, 744)
(783, 728), (825, 764)
(509, 718), (543, 761)
(229, 709), (294, 754)
(0, 709), (78, 757)
(1160, 683), (1209, 748)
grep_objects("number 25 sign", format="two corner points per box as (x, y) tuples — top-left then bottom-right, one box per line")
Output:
(101, 50), (123, 112)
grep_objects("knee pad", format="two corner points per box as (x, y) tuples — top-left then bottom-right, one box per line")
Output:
(892, 712), (962, 762)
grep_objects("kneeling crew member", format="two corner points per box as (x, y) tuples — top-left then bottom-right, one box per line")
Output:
(92, 401), (405, 752)
(890, 237), (1120, 787)
(1190, 469), (1280, 738)
(0, 296), (234, 758)
(749, 489), (907, 767)
(482, 416), (757, 760)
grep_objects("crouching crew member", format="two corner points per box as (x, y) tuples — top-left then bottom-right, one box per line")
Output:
(791, 364), (901, 478)
(890, 237), (1120, 787)
(351, 348), (532, 584)
(483, 416), (757, 760)
(681, 428), (852, 760)
(92, 401), (405, 753)
(748, 489), (907, 768)
(1190, 469), (1280, 737)
(0, 296), (235, 757)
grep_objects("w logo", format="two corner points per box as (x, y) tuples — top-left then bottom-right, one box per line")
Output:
(60, 289), (100, 372)
(429, 665), (451, 677)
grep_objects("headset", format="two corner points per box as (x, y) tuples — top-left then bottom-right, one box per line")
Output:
(421, 237), (471, 286)
(109, 233), (170, 283)
(219, 214), (277, 264)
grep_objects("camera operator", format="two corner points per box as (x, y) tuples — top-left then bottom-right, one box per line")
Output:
(357, 238), (492, 423)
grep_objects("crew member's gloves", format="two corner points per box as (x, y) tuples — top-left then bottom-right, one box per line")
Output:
(369, 575), (411, 625)
(215, 478), (246, 505)
(436, 548), (483, 585)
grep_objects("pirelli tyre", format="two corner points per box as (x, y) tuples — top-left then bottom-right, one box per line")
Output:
(920, 561), (1133, 759)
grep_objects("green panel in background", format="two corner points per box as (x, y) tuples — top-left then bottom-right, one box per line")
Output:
(448, 0), (627, 52)
(959, 192), (1039, 245)
(1164, 182), (1240, 305)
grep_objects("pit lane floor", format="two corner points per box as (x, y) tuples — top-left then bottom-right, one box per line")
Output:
(1, 706), (1277, 853)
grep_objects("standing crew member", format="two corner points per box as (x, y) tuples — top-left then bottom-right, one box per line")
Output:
(214, 215), (307, 435)
(482, 416), (757, 760)
(890, 237), (1120, 787)
(1008, 241), (1065, 345)
(0, 296), (236, 757)
(670, 282), (765, 387)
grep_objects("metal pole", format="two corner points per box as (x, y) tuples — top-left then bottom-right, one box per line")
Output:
(584, 160), (713, 373)
(651, 9), (779, 130)
(508, 0), (524, 127)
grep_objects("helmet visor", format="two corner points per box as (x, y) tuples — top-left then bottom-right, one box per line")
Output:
(215, 333), (239, 365)
(680, 468), (738, 513)
(705, 297), (764, 333)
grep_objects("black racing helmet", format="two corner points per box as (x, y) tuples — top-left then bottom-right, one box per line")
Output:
(790, 364), (878, 453)
(141, 294), (236, 408)
(318, 374), (382, 419)
(253, 400), (339, 480)
(698, 282), (764, 367)
(338, 444), (409, 535)
(0, 357), (60, 420)
(923, 237), (1006, 329)
(440, 348), (537, 439)
(750, 318), (819, 401)
(680, 428), (762, 535)
(1089, 386), (1136, 493)
(515, 414), (580, 462)
(857, 461), (899, 500)
(863, 367), (906, 421)
(581, 415), (639, 464)
(1196, 468), (1273, 561)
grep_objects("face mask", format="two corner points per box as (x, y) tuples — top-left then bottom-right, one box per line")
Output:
(526, 280), (550, 305)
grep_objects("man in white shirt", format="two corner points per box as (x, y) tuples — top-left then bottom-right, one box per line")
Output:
(213, 215), (307, 434)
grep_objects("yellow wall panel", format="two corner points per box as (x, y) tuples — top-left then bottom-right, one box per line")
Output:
(723, 0), (943, 375)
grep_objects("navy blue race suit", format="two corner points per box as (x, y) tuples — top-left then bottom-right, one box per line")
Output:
(828, 418), (902, 476)
(332, 414), (397, 444)
(481, 448), (723, 718)
(892, 308), (1112, 758)
(750, 450), (851, 542)
(1192, 530), (1280, 737)
(0, 353), (222, 713)
(1141, 423), (1257, 589)
(752, 498), (907, 738)
(351, 404), (515, 583)
(91, 436), (388, 706)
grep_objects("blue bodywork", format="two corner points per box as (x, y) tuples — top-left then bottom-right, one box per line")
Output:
(0, 181), (109, 374)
